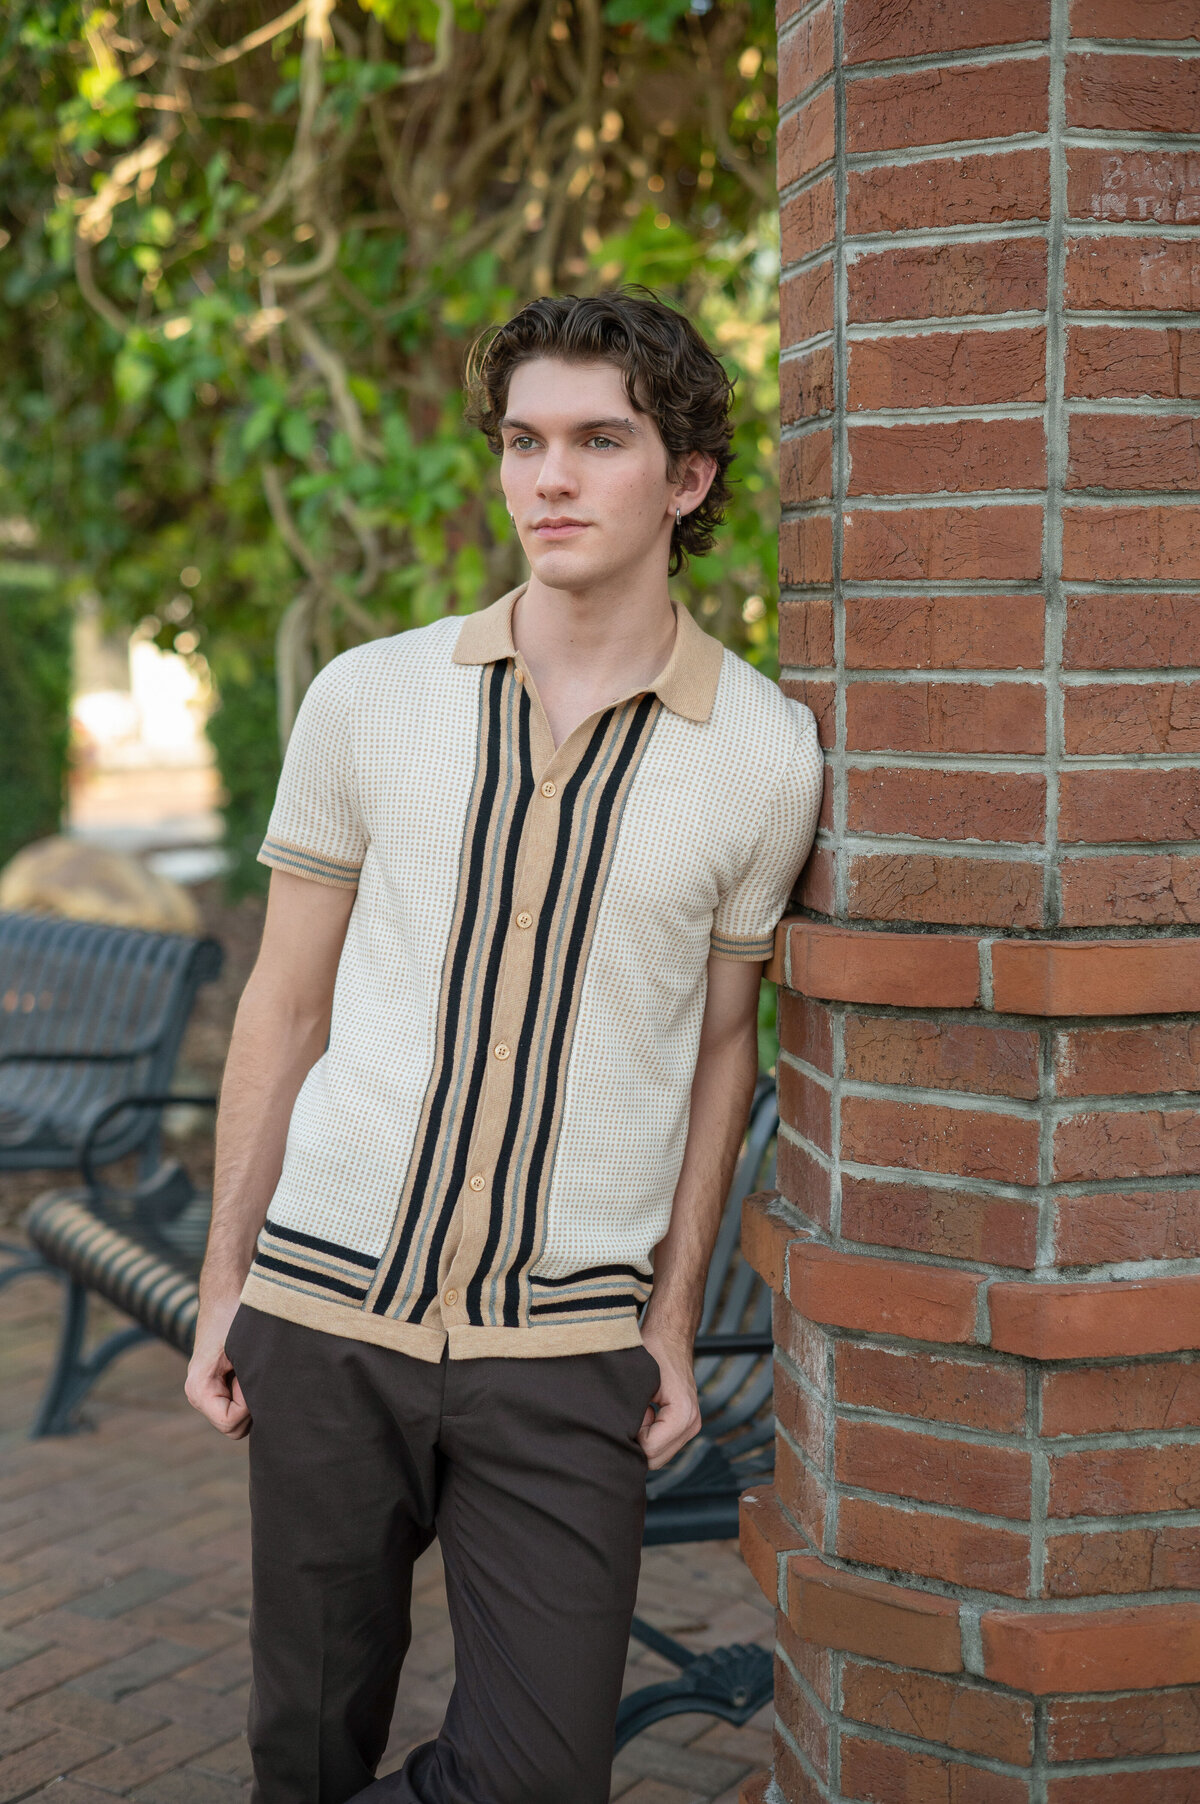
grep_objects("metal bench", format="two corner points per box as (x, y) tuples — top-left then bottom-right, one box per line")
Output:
(24, 1078), (780, 1747)
(0, 908), (222, 1289)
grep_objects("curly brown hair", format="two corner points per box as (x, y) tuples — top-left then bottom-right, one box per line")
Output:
(464, 288), (735, 576)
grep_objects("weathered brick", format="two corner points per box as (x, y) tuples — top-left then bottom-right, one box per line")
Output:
(982, 1600), (1200, 1694)
(780, 428), (833, 506)
(739, 1486), (807, 1608)
(844, 0), (1049, 61)
(847, 416), (1046, 497)
(780, 258), (835, 347)
(1045, 1523), (1200, 1598)
(843, 505), (1044, 582)
(1067, 51), (1200, 135)
(796, 844), (836, 916)
(838, 1495), (1031, 1596)
(842, 1175), (1040, 1268)
(1055, 1021), (1200, 1097)
(1066, 325), (1200, 400)
(992, 1273), (1200, 1360)
(1055, 1191), (1200, 1265)
(780, 515), (833, 586)
(848, 149), (1051, 235)
(841, 1094), (1041, 1184)
(835, 1341), (1027, 1434)
(778, 990), (834, 1072)
(779, 1060), (833, 1154)
(1060, 854), (1200, 927)
(1059, 770), (1200, 844)
(774, 1646), (831, 1779)
(72, 1721), (227, 1793)
(846, 767), (1045, 842)
(777, 1132), (834, 1232)
(1069, 414), (1200, 492)
(776, 1366), (826, 1467)
(776, 1436), (828, 1547)
(777, 1608), (834, 1709)
(1071, 0), (1199, 28)
(836, 1420), (1032, 1519)
(844, 1015), (1041, 1099)
(742, 1190), (809, 1295)
(775, 1292), (833, 1397)
(844, 595), (1045, 671)
(781, 344), (834, 421)
(778, 0), (833, 107)
(1041, 1360), (1200, 1437)
(847, 59), (1049, 155)
(1068, 147), (1200, 226)
(849, 328), (1047, 410)
(1067, 236), (1200, 312)
(781, 175), (836, 268)
(990, 936), (1200, 1016)
(786, 1552), (962, 1672)
(840, 1732), (1030, 1804)
(1053, 1106), (1200, 1183)
(849, 240), (1048, 324)
(1048, 1684), (1200, 1761)
(771, 1733), (825, 1804)
(1048, 1770), (1200, 1804)
(778, 86), (835, 189)
(779, 596), (834, 666)
(1064, 593), (1200, 668)
(780, 919), (982, 1008)
(1049, 1443), (1200, 1518)
(0, 1728), (112, 1797)
(841, 1659), (1034, 1766)
(848, 852), (1045, 929)
(1063, 679), (1200, 752)
(789, 1243), (985, 1345)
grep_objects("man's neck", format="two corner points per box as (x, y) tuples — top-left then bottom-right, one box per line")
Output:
(512, 572), (678, 715)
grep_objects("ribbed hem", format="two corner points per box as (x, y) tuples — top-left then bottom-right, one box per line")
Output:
(239, 1273), (645, 1361)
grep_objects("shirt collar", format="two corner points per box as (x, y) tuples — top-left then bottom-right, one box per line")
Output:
(451, 583), (725, 724)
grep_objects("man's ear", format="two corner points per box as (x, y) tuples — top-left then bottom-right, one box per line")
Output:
(674, 451), (718, 517)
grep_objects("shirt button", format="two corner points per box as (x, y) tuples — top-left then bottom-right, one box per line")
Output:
(515, 911), (533, 930)
(494, 1042), (510, 1061)
(514, 669), (525, 684)
(444, 1287), (458, 1306)
(540, 780), (557, 798)
(468, 1172), (486, 1191)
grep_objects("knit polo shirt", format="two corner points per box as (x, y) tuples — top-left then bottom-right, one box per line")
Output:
(240, 585), (823, 1361)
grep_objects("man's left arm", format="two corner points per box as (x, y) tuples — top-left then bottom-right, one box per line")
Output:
(638, 954), (764, 1470)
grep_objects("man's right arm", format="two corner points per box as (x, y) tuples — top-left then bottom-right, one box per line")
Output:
(184, 869), (356, 1437)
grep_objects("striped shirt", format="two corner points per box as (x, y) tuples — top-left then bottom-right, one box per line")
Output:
(242, 586), (823, 1360)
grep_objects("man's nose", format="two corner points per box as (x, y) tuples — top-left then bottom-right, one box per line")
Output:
(536, 448), (578, 496)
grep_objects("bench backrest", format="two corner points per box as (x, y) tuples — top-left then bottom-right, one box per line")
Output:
(0, 910), (223, 1170)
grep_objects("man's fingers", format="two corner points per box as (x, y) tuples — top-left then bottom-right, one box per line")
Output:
(185, 1357), (251, 1438)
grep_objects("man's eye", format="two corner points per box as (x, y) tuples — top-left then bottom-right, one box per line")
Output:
(587, 435), (618, 449)
(509, 435), (537, 451)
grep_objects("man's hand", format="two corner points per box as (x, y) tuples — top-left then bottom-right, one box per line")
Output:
(637, 1324), (701, 1470)
(185, 1293), (250, 1439)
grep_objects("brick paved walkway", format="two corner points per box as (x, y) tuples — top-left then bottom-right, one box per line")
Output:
(0, 1267), (771, 1804)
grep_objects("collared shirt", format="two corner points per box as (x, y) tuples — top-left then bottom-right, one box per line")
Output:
(242, 586), (823, 1360)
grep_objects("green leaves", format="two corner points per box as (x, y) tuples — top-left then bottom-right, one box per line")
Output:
(603, 0), (696, 42)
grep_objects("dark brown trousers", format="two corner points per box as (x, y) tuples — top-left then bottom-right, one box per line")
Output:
(225, 1305), (659, 1804)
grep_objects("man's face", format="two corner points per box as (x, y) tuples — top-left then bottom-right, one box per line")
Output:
(499, 357), (705, 593)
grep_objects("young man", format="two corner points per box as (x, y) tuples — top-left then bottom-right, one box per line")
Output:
(186, 290), (822, 1804)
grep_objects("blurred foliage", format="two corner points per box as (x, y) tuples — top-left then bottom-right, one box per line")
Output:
(0, 567), (73, 869)
(0, 0), (779, 889)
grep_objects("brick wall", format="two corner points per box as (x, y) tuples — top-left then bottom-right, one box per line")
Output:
(742, 1), (1200, 1798)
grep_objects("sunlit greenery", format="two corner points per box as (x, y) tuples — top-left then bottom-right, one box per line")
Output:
(1, 0), (780, 889)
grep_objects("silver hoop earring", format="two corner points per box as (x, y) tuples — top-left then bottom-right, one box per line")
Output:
(508, 511), (514, 522)
(675, 508), (681, 528)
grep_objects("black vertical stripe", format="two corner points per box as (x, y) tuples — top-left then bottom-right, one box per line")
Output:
(371, 664), (532, 1313)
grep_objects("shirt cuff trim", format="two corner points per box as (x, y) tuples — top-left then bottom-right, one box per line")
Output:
(710, 929), (774, 963)
(258, 837), (362, 889)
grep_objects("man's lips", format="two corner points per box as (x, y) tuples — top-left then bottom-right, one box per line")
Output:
(531, 518), (589, 538)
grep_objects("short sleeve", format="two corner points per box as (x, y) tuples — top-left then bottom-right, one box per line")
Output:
(257, 653), (367, 889)
(710, 703), (823, 962)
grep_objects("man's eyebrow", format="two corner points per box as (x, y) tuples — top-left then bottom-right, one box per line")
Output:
(498, 415), (639, 434)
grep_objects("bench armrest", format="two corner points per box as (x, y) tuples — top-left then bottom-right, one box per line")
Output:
(81, 1092), (217, 1190)
(692, 1331), (774, 1357)
(0, 1040), (168, 1068)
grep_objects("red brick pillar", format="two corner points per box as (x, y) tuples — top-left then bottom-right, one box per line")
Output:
(741, 2), (1200, 1799)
